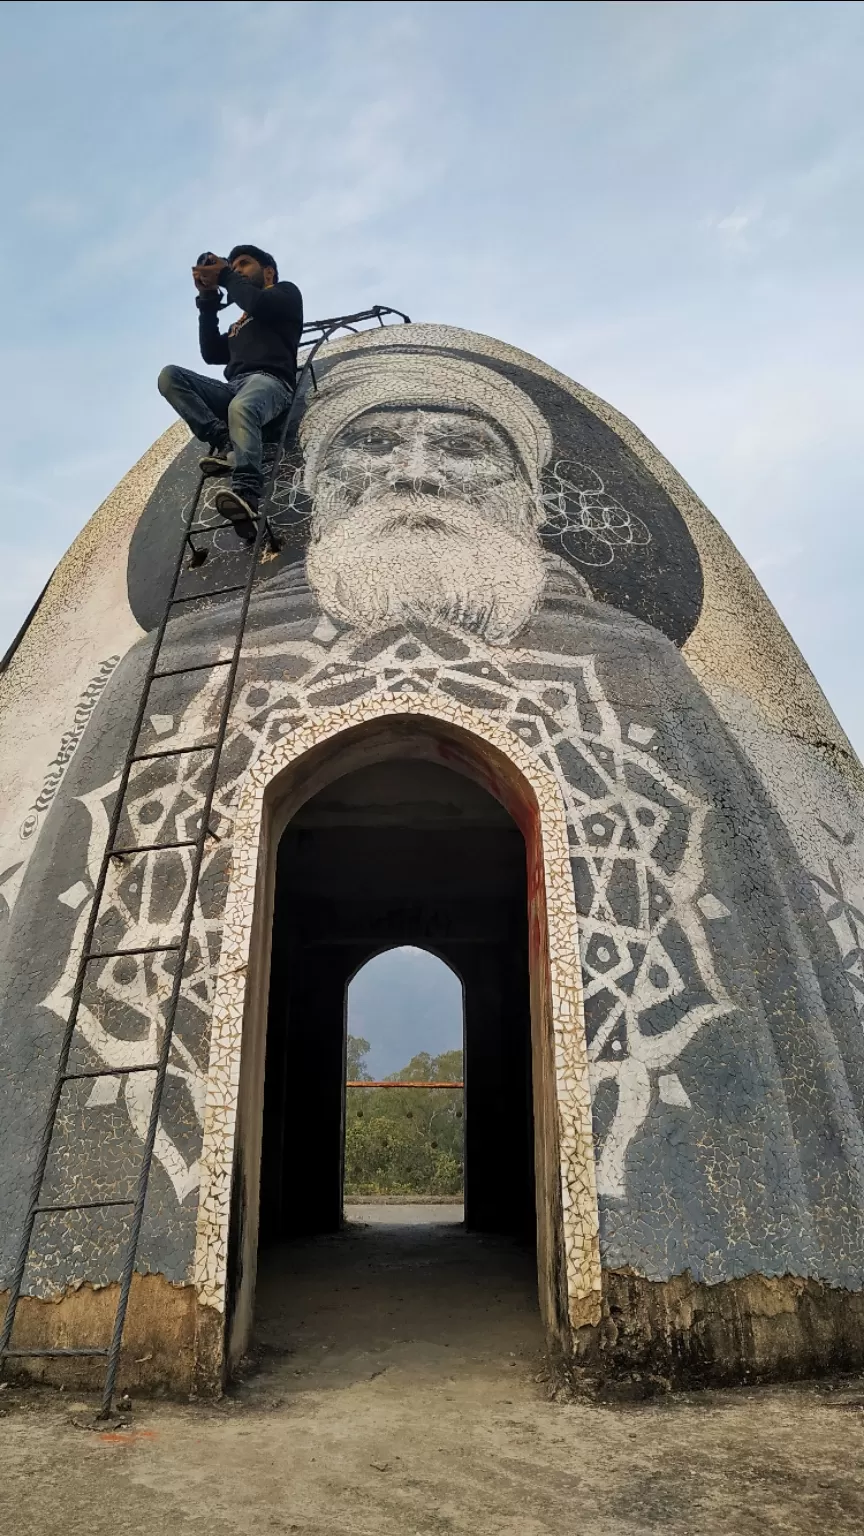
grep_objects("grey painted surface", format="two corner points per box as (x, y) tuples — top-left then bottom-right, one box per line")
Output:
(3, 563), (864, 1293)
(3, 325), (864, 1314)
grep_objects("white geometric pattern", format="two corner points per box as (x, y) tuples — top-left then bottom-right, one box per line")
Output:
(42, 620), (735, 1202)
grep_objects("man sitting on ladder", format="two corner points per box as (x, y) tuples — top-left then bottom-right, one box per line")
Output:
(158, 245), (303, 541)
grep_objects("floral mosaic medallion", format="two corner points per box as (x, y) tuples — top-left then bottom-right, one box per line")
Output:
(43, 621), (734, 1204)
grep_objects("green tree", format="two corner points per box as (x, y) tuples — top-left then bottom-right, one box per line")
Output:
(344, 1046), (464, 1197)
(346, 1035), (372, 1081)
(389, 1048), (463, 1084)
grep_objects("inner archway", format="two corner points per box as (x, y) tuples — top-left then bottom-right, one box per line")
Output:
(344, 947), (465, 1205)
(257, 758), (536, 1244)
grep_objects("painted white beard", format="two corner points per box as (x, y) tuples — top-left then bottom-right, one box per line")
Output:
(306, 490), (547, 643)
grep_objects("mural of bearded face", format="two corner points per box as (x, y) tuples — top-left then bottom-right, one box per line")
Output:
(305, 405), (550, 643)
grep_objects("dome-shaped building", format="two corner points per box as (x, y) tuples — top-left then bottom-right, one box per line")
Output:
(2, 317), (864, 1401)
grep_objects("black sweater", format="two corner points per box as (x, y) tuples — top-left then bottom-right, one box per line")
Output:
(197, 269), (303, 387)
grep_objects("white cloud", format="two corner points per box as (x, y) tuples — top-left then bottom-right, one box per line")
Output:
(24, 194), (83, 227)
(1, 0), (863, 759)
(711, 203), (762, 244)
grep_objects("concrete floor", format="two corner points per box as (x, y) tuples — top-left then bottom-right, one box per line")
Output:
(3, 1207), (864, 1535)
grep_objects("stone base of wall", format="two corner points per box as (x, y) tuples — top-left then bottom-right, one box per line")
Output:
(7, 1267), (864, 1399)
(0, 1275), (199, 1396)
(567, 1269), (864, 1393)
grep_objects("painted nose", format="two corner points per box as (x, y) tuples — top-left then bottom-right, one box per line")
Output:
(387, 432), (446, 494)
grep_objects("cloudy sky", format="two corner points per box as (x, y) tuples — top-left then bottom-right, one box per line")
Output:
(348, 947), (463, 1078)
(3, 0), (863, 738)
(2, 0), (863, 1062)
(5, 3), (860, 1069)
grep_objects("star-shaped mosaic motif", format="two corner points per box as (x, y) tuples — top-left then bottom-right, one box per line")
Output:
(43, 619), (735, 1202)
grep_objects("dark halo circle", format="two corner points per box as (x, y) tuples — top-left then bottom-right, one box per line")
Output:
(128, 347), (703, 646)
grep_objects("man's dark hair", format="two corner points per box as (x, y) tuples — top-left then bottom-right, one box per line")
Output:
(228, 244), (279, 281)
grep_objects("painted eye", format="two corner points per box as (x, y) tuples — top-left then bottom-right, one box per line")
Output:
(438, 435), (489, 458)
(345, 427), (398, 454)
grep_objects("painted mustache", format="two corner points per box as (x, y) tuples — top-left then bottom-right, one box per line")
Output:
(381, 511), (453, 534)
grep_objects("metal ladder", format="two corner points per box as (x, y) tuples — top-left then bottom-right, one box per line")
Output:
(0, 303), (410, 1417)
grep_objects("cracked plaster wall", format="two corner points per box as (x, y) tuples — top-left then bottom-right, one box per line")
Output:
(2, 324), (864, 1378)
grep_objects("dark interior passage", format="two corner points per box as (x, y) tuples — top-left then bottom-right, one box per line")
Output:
(259, 759), (534, 1244)
(253, 1208), (543, 1396)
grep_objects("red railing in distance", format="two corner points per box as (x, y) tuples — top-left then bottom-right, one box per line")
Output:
(346, 1081), (463, 1089)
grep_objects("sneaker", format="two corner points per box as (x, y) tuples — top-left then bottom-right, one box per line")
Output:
(199, 443), (231, 476)
(214, 487), (260, 543)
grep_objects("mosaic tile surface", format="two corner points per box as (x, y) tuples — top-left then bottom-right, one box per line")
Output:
(193, 690), (599, 1323)
(3, 323), (864, 1333)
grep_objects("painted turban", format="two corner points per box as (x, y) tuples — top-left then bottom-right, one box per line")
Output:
(298, 346), (554, 494)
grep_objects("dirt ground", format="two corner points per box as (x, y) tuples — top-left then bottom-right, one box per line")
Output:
(3, 1205), (864, 1536)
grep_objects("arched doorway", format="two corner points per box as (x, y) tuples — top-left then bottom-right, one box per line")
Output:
(257, 759), (536, 1245)
(193, 698), (600, 1391)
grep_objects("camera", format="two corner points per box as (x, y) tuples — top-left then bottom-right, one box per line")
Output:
(197, 251), (220, 267)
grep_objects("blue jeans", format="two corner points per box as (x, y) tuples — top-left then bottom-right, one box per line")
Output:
(157, 365), (293, 500)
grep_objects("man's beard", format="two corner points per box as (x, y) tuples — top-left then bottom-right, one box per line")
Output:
(306, 484), (547, 643)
